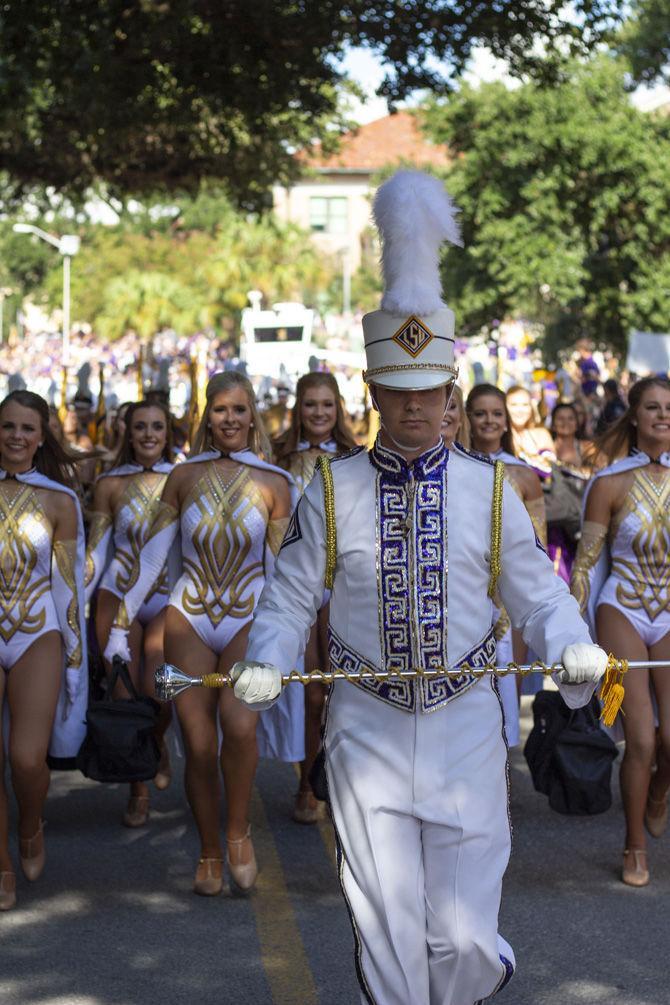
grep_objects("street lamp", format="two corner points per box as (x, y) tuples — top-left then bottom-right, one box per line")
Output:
(12, 223), (80, 365)
(0, 287), (12, 343)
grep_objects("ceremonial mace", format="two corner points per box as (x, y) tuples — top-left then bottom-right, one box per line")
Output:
(155, 658), (670, 725)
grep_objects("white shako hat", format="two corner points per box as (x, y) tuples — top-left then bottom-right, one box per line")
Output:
(362, 170), (463, 390)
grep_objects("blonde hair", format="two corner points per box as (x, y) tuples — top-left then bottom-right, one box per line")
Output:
(191, 372), (273, 460)
(273, 371), (357, 465)
(453, 384), (470, 449)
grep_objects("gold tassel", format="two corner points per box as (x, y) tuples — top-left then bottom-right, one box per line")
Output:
(599, 654), (628, 727)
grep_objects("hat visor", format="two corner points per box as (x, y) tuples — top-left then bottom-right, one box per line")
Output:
(365, 367), (457, 391)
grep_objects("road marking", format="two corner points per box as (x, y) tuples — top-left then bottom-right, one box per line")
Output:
(251, 786), (319, 1005)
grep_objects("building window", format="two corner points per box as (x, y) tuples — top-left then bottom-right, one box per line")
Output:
(309, 196), (348, 235)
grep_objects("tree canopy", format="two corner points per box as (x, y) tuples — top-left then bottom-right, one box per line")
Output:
(422, 56), (670, 357)
(0, 188), (339, 340)
(0, 1), (621, 207)
(618, 0), (670, 85)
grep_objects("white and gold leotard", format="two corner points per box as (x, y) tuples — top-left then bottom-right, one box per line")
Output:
(0, 482), (60, 668)
(171, 463), (269, 653)
(596, 467), (670, 645)
(111, 451), (294, 658)
(86, 462), (173, 625)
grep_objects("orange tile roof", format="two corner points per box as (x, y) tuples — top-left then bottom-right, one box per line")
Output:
(299, 110), (450, 171)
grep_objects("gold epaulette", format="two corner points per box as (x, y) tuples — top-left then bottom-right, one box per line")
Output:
(316, 454), (337, 589)
(487, 459), (505, 598)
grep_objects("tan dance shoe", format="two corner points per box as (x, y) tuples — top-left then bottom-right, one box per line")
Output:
(193, 857), (223, 896)
(292, 790), (326, 825)
(622, 848), (649, 887)
(153, 743), (172, 791)
(0, 871), (16, 911)
(226, 827), (258, 895)
(122, 795), (150, 828)
(645, 791), (669, 839)
(19, 821), (45, 882)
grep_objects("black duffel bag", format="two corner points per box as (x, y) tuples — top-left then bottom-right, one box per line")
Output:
(525, 691), (618, 815)
(76, 656), (160, 783)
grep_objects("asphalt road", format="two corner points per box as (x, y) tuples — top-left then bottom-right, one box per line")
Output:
(1, 702), (668, 1005)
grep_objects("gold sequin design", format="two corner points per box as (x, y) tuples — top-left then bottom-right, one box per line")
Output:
(114, 473), (169, 599)
(612, 469), (670, 620)
(288, 448), (326, 496)
(266, 517), (290, 557)
(181, 465), (268, 624)
(53, 538), (82, 668)
(570, 521), (608, 615)
(0, 485), (52, 642)
(85, 511), (112, 587)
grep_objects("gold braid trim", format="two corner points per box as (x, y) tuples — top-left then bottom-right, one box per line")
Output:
(267, 517), (289, 557)
(84, 512), (112, 587)
(53, 539), (82, 668)
(488, 460), (504, 599)
(316, 454), (336, 590)
(525, 495), (548, 549)
(570, 520), (608, 615)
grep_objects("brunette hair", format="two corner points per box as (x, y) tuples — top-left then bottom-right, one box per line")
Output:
(273, 372), (357, 465)
(550, 402), (580, 437)
(466, 383), (514, 455)
(112, 399), (174, 468)
(190, 371), (272, 460)
(595, 376), (670, 464)
(0, 390), (83, 487)
(505, 384), (543, 430)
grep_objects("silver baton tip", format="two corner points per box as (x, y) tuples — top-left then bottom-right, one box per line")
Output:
(154, 663), (197, 701)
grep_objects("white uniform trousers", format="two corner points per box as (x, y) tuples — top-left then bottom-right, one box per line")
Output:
(324, 677), (515, 1005)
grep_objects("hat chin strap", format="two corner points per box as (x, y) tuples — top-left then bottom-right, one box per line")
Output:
(373, 383), (455, 454)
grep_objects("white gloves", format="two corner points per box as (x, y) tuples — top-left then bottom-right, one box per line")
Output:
(64, 667), (84, 719)
(229, 660), (282, 709)
(104, 626), (131, 664)
(557, 643), (608, 686)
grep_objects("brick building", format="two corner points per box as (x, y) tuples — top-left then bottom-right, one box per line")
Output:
(272, 110), (450, 279)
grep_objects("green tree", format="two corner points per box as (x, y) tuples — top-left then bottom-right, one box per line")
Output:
(34, 194), (338, 339)
(95, 271), (199, 341)
(423, 56), (670, 357)
(618, 1), (670, 85)
(0, 1), (620, 207)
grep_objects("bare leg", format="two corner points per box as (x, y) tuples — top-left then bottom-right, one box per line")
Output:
(648, 630), (670, 806)
(0, 667), (11, 874)
(218, 622), (258, 865)
(166, 609), (220, 858)
(142, 611), (172, 789)
(7, 632), (62, 846)
(596, 605), (652, 858)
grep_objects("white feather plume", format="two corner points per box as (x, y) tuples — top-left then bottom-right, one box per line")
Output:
(373, 170), (462, 317)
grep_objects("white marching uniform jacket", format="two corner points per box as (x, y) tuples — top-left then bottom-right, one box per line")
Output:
(247, 440), (593, 707)
(246, 438), (595, 1005)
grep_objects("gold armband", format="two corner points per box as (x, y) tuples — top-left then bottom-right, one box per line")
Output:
(570, 520), (608, 615)
(267, 517), (290, 557)
(54, 539), (82, 668)
(85, 511), (112, 587)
